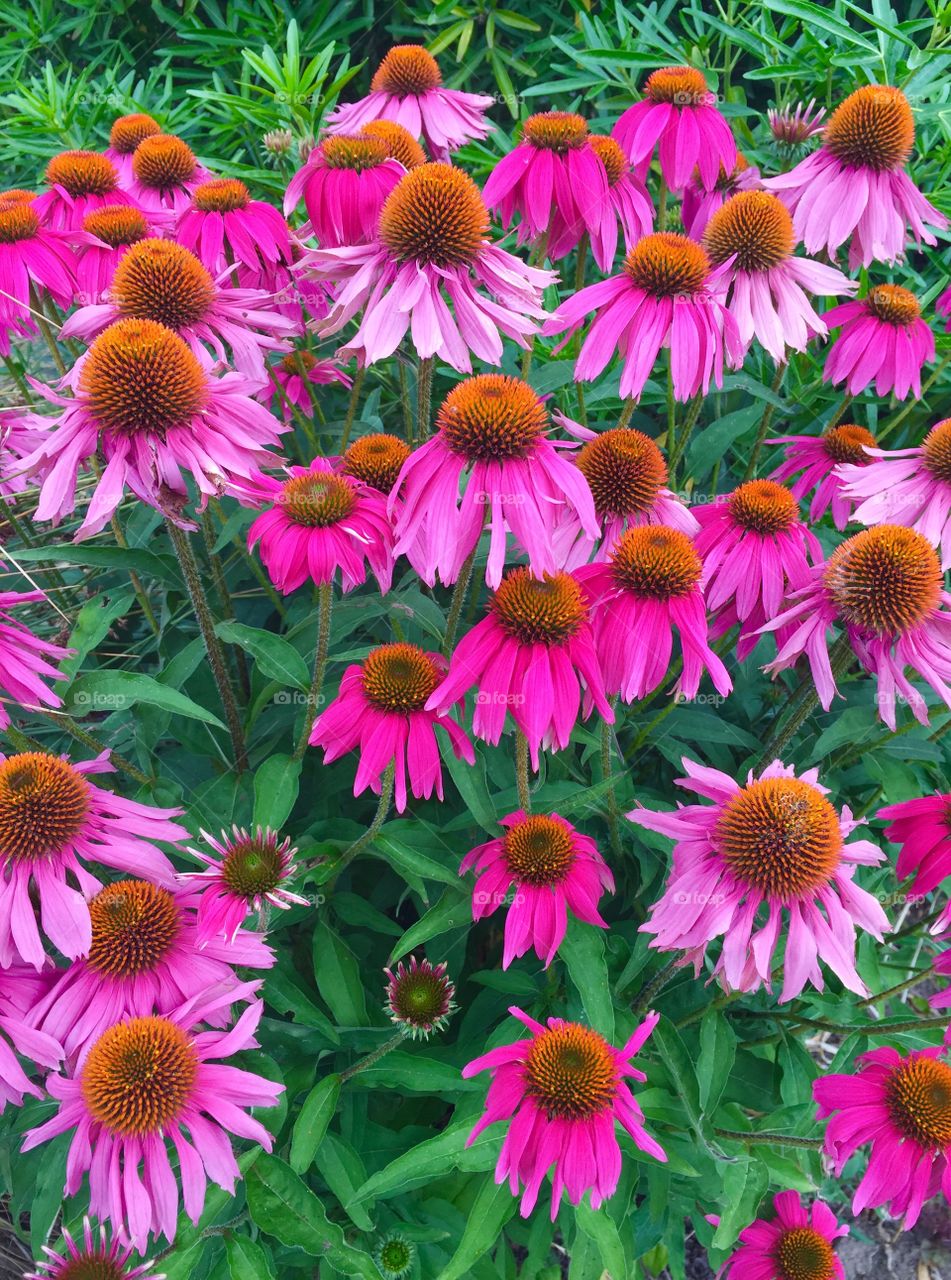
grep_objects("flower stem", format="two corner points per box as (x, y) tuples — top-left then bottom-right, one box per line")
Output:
(331, 761), (395, 884)
(398, 360), (414, 445)
(339, 1028), (407, 1083)
(657, 179), (668, 231)
(42, 710), (152, 785)
(443, 543), (479, 656)
(165, 520), (247, 773)
(340, 364), (366, 452)
(714, 1128), (823, 1150)
(294, 581), (333, 761)
(200, 510), (250, 702)
(29, 288), (66, 376)
(616, 398), (636, 429)
(416, 355), (434, 443)
(878, 353), (951, 443)
(600, 709), (623, 860)
(755, 633), (853, 769)
(515, 730), (531, 813)
(667, 392), (704, 488)
(825, 391), (854, 433)
(108, 514), (161, 638)
(742, 363), (786, 480)
(631, 957), (680, 1017)
(858, 968), (933, 1009)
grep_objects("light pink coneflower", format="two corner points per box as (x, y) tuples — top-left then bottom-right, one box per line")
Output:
(719, 1191), (847, 1280)
(768, 100), (826, 146)
(0, 588), (71, 727)
(270, 350), (351, 421)
(124, 133), (211, 214)
(680, 154), (761, 240)
(767, 423), (877, 530)
(0, 964), (63, 1112)
(822, 285), (934, 400)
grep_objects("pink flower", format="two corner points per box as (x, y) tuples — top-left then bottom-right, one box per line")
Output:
(31, 879), (273, 1060)
(628, 757), (889, 1000)
(0, 588), (71, 726)
(305, 162), (553, 372)
(693, 480), (822, 659)
(60, 237), (298, 382)
(245, 458), (393, 594)
(463, 1007), (665, 1218)
(587, 135), (654, 267)
(838, 418), (951, 569)
(764, 85), (946, 269)
(0, 750), (185, 969)
(938, 284), (951, 330)
(270, 350), (351, 421)
(323, 45), (493, 162)
(767, 422), (877, 530)
(385, 955), (456, 1038)
(543, 232), (743, 403)
(0, 198), (76, 356)
(26, 1217), (162, 1280)
(822, 285), (934, 400)
(814, 1035), (951, 1229)
(105, 112), (162, 182)
(482, 112), (610, 264)
(719, 1191), (847, 1280)
(878, 792), (951, 936)
(182, 826), (307, 944)
(613, 65), (736, 192)
(702, 190), (856, 363)
(123, 134), (211, 214)
(0, 411), (49, 499)
(23, 318), (287, 540)
(283, 135), (405, 246)
(768, 100), (826, 147)
(390, 375), (598, 589)
(34, 151), (130, 231)
(0, 964), (63, 1111)
(309, 642), (473, 812)
(577, 527), (731, 702)
(22, 984), (283, 1249)
(461, 810), (614, 968)
(176, 177), (294, 282)
(763, 525), (951, 730)
(68, 204), (156, 305)
(680, 154), (761, 239)
(427, 567), (614, 770)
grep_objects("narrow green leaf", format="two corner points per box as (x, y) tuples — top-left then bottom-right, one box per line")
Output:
(252, 753), (301, 830)
(698, 1010), (737, 1116)
(437, 1178), (516, 1280)
(224, 1234), (270, 1279)
(67, 671), (225, 728)
(216, 621), (310, 690)
(289, 1073), (340, 1173)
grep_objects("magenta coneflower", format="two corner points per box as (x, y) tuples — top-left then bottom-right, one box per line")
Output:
(763, 525), (951, 729)
(768, 100), (826, 147)
(183, 826), (307, 944)
(814, 1036), (951, 1228)
(0, 964), (63, 1111)
(702, 190), (856, 363)
(60, 237), (298, 382)
(878, 792), (951, 935)
(283, 134), (405, 246)
(482, 112), (609, 263)
(719, 1191), (847, 1280)
(0, 198), (75, 355)
(0, 589), (71, 727)
(587, 135), (654, 267)
(306, 162), (553, 372)
(270, 350), (351, 421)
(176, 177), (293, 282)
(680, 154), (761, 239)
(543, 232), (743, 403)
(463, 1007), (665, 1218)
(31, 879), (273, 1060)
(34, 151), (129, 231)
(767, 422), (877, 530)
(613, 65), (736, 191)
(838, 418), (951, 569)
(0, 411), (48, 499)
(22, 984), (283, 1249)
(461, 810), (614, 968)
(577, 527), (731, 703)
(26, 1217), (162, 1280)
(764, 85), (946, 269)
(0, 750), (184, 969)
(693, 480), (822, 659)
(384, 955), (456, 1038)
(427, 567), (614, 770)
(822, 285), (934, 400)
(125, 133), (210, 213)
(628, 757), (889, 1000)
(390, 375), (598, 589)
(938, 284), (951, 330)
(324, 45), (493, 162)
(69, 204), (153, 304)
(309, 642), (473, 812)
(24, 318), (288, 540)
(245, 458), (393, 595)
(105, 112), (162, 182)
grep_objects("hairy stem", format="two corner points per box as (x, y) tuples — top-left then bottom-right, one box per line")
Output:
(294, 580), (333, 761)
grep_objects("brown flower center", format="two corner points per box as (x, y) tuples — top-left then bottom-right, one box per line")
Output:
(522, 112), (588, 152)
(87, 880), (181, 978)
(503, 814), (576, 885)
(624, 233), (710, 298)
(577, 427), (667, 518)
(379, 163), (488, 268)
(524, 1022), (619, 1119)
(715, 776), (843, 899)
(109, 113), (161, 155)
(361, 643), (442, 713)
(644, 66), (711, 107)
(865, 283), (921, 326)
(0, 203), (40, 243)
(922, 419), (951, 486)
(492, 569), (586, 646)
(371, 45), (442, 97)
(887, 1055), (951, 1148)
(81, 1016), (197, 1136)
(704, 190), (795, 271)
(45, 151), (118, 197)
(220, 835), (285, 899)
(279, 472), (356, 527)
(279, 350), (317, 376)
(192, 177), (250, 212)
(0, 753), (89, 863)
(775, 1228), (837, 1280)
(320, 134), (390, 172)
(589, 135), (627, 187)
(610, 526), (702, 599)
(824, 525), (942, 635)
(0, 189), (37, 207)
(342, 433), (410, 492)
(361, 120), (427, 169)
(822, 423), (877, 464)
(437, 374), (546, 462)
(110, 238), (215, 329)
(82, 205), (149, 248)
(132, 134), (198, 191)
(824, 85), (914, 172)
(727, 480), (799, 533)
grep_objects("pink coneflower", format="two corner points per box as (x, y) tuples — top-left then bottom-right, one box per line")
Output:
(768, 100), (826, 146)
(390, 375), (598, 589)
(31, 879), (273, 1060)
(814, 1035), (951, 1228)
(767, 422), (877, 530)
(719, 1191), (847, 1280)
(613, 66), (736, 192)
(822, 285), (934, 399)
(34, 151), (129, 231)
(69, 204), (153, 304)
(309, 642), (473, 812)
(176, 177), (294, 282)
(270, 350), (351, 421)
(0, 750), (184, 969)
(60, 238), (297, 382)
(482, 113), (609, 264)
(340, 433), (410, 496)
(0, 410), (48, 499)
(577, 526), (732, 703)
(360, 119), (427, 169)
(0, 964), (63, 1111)
(461, 810), (614, 968)
(26, 1217), (163, 1280)
(587, 135), (654, 267)
(693, 480), (822, 659)
(680, 154), (761, 240)
(463, 1007), (665, 1218)
(245, 458), (393, 594)
(0, 589), (71, 726)
(24, 318), (288, 539)
(838, 418), (951, 569)
(628, 757), (889, 1000)
(543, 232), (743, 403)
(426, 567), (614, 770)
(124, 133), (210, 213)
(938, 285), (951, 330)
(283, 134), (405, 246)
(384, 955), (456, 1038)
(878, 792), (951, 935)
(763, 525), (951, 729)
(22, 984), (283, 1249)
(0, 199), (75, 355)
(182, 826), (307, 944)
(324, 45), (493, 162)
(702, 190), (856, 363)
(765, 84), (946, 268)
(105, 112), (162, 182)
(306, 162), (553, 372)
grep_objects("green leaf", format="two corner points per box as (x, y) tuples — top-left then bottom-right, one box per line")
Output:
(11, 542), (180, 586)
(388, 888), (470, 965)
(252, 753), (301, 830)
(159, 1239), (211, 1280)
(351, 1118), (500, 1204)
(67, 670), (225, 728)
(698, 1010), (737, 1116)
(574, 1201), (628, 1280)
(439, 738), (497, 832)
(560, 919), (614, 1040)
(437, 1178), (516, 1280)
(312, 919), (369, 1026)
(375, 833), (461, 890)
(224, 1234), (271, 1279)
(216, 621), (310, 690)
(289, 1073), (340, 1173)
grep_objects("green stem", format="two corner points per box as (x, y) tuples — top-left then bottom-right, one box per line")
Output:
(631, 957), (680, 1017)
(755, 633), (853, 769)
(294, 581), (333, 760)
(742, 363), (786, 480)
(43, 711), (152, 785)
(443, 543), (479, 656)
(878, 353), (951, 443)
(398, 360), (414, 445)
(859, 968), (932, 1009)
(339, 1028), (407, 1083)
(657, 178), (668, 231)
(109, 515), (160, 638)
(515, 730), (531, 813)
(600, 709), (623, 860)
(416, 356), (434, 443)
(30, 289), (66, 376)
(714, 1128), (823, 1150)
(340, 365), (366, 452)
(667, 392), (704, 488)
(330, 762), (395, 884)
(2, 354), (35, 406)
(200, 510), (250, 703)
(825, 391), (854, 433)
(616, 398), (636, 429)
